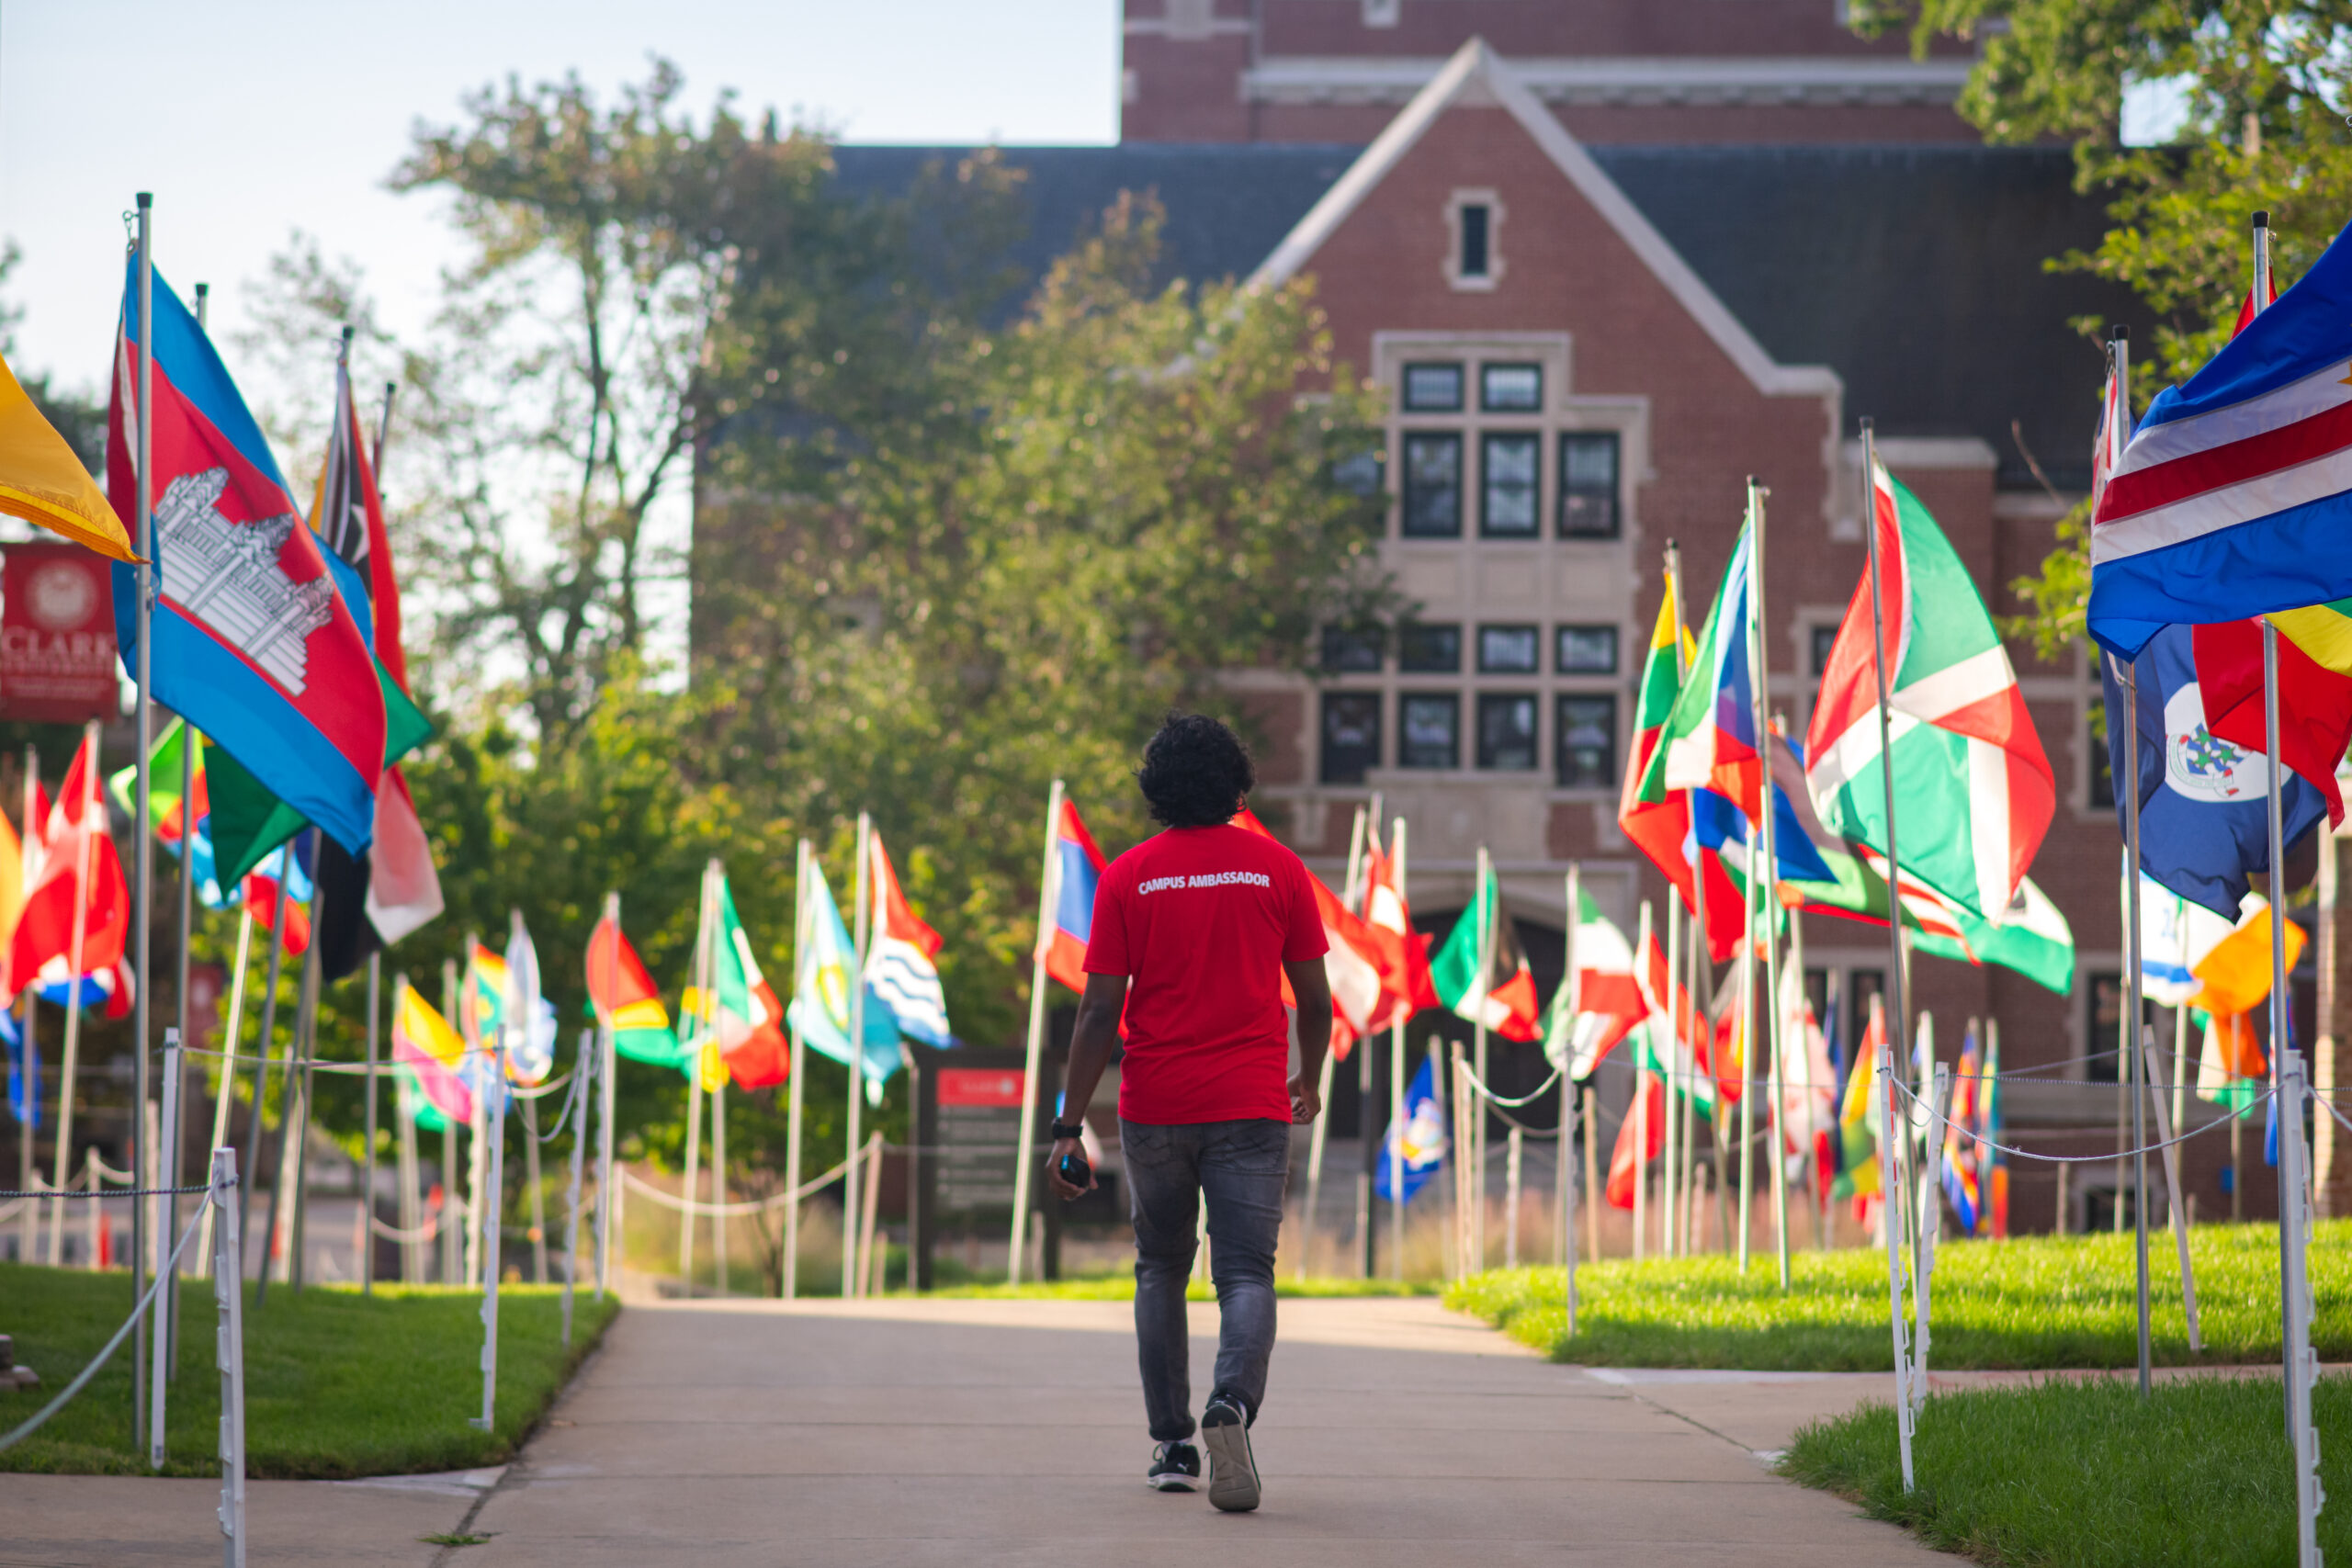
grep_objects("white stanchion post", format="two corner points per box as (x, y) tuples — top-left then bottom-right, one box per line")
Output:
(845, 818), (870, 1297)
(783, 844), (809, 1299)
(1559, 863), (1581, 1331)
(1876, 1019), (1914, 1493)
(1009, 783), (1063, 1288)
(1502, 1124), (1522, 1269)
(150, 1032), (182, 1470)
(2279, 1050), (2324, 1567)
(2138, 1026), (2201, 1350)
(472, 1032), (506, 1433)
(1633, 901), (1653, 1263)
(594, 894), (620, 1301)
(563, 1030), (590, 1348)
(1913, 1064), (1950, 1416)
(211, 1148), (246, 1568)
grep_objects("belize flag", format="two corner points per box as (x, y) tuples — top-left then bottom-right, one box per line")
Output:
(1036, 795), (1107, 995)
(2087, 216), (2352, 658)
(106, 259), (384, 854)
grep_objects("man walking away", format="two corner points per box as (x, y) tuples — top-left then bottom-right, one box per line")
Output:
(1048, 713), (1331, 1513)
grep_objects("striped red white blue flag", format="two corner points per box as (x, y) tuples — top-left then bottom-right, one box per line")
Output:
(2087, 220), (2352, 660)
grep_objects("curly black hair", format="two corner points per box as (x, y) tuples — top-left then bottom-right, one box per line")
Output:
(1136, 713), (1255, 829)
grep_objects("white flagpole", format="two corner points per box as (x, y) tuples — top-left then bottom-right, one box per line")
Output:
(47, 721), (100, 1266)
(1747, 477), (1793, 1287)
(1387, 818), (1408, 1281)
(783, 842), (810, 1299)
(1472, 844), (1495, 1270)
(1859, 418), (1916, 1214)
(594, 893), (619, 1300)
(1009, 783), (1063, 1287)
(845, 814), (871, 1296)
(131, 191), (156, 1449)
(1559, 863), (1580, 1331)
(1662, 863), (1681, 1259)
(2109, 321), (2154, 1397)
(1633, 899), (1653, 1262)
(680, 867), (713, 1286)
(1298, 807), (1366, 1280)
(14, 744), (34, 1269)
(1735, 794), (1758, 1270)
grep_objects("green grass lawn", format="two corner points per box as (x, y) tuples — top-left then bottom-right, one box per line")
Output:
(1781, 1374), (2350, 1567)
(1446, 1221), (2352, 1370)
(0, 1265), (617, 1478)
(922, 1273), (1432, 1301)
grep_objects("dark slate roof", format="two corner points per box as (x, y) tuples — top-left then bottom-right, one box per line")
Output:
(831, 141), (2140, 492)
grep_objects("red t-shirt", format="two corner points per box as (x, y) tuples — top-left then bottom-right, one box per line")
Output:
(1082, 823), (1329, 1124)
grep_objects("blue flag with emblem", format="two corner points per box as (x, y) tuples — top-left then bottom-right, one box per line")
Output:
(1374, 1055), (1447, 1204)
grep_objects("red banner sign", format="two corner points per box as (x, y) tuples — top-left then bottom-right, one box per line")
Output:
(1, 543), (118, 721)
(938, 1067), (1027, 1108)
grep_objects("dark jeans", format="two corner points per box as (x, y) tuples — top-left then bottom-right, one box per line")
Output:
(1120, 1116), (1292, 1443)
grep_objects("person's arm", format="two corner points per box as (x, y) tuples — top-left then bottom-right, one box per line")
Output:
(1285, 958), (1332, 1125)
(1046, 971), (1127, 1198)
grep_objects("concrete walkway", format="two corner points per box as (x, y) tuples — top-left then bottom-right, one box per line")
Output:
(5, 1297), (1940, 1566)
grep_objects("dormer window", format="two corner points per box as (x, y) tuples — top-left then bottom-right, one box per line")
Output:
(1444, 189), (1503, 292)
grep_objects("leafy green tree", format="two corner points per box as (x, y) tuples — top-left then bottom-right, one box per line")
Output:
(1860, 1), (2352, 654)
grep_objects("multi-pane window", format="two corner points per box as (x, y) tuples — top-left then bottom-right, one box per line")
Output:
(1399, 694), (1460, 769)
(1320, 693), (1383, 784)
(1477, 625), (1540, 674)
(1481, 363), (1542, 412)
(1403, 433), (1463, 537)
(1398, 622), (1463, 674)
(1477, 693), (1539, 771)
(1811, 623), (1841, 676)
(1559, 431), (1621, 538)
(1555, 694), (1615, 787)
(1480, 432), (1541, 537)
(1321, 626), (1384, 673)
(1402, 363), (1464, 412)
(1555, 625), (1618, 675)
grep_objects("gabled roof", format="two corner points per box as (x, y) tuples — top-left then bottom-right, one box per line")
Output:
(1248, 38), (1838, 400)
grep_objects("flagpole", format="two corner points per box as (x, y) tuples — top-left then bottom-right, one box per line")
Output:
(1560, 863), (1581, 1331)
(846, 813), (871, 1297)
(1387, 818), (1408, 1282)
(1858, 417), (1916, 1277)
(1664, 541), (1715, 1260)
(285, 919), (323, 1292)
(1297, 807), (1366, 1280)
(1746, 477), (1793, 1288)
(595, 893), (619, 1301)
(1662, 864), (1681, 1259)
(234, 874), (288, 1275)
(783, 845), (809, 1299)
(395, 976), (423, 1284)
(1472, 844), (1494, 1270)
(680, 867), (713, 1287)
(361, 956), (379, 1295)
(1633, 900), (1653, 1262)
(1734, 794), (1758, 1270)
(1355, 791), (1382, 1280)
(130, 191), (155, 1445)
(47, 721), (100, 1267)
(1010, 782), (1062, 1288)
(440, 960), (460, 1284)
(460, 932), (484, 1289)
(15, 743), (35, 1269)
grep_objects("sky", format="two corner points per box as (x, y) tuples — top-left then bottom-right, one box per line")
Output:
(0, 0), (1120, 394)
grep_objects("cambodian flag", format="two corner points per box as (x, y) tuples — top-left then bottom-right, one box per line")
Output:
(1035, 795), (1106, 995)
(2088, 216), (2352, 659)
(106, 259), (384, 854)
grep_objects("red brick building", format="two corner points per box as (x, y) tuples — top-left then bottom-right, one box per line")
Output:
(819, 12), (2284, 1234)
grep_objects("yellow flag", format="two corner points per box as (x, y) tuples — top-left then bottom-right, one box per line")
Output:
(0, 349), (135, 561)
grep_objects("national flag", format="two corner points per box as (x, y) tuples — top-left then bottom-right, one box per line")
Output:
(1777, 961), (1837, 1163)
(1232, 809), (1393, 1058)
(1628, 920), (1722, 1110)
(1605, 1071), (1666, 1210)
(1690, 771), (1836, 910)
(1940, 1025), (1984, 1235)
(1648, 522), (1763, 818)
(1036, 795), (1108, 995)
(1429, 861), (1541, 1042)
(0, 346), (133, 558)
(1374, 1055), (1447, 1204)
(585, 911), (684, 1066)
(392, 984), (473, 1124)
(2189, 894), (2304, 1091)
(864, 831), (951, 1050)
(1807, 460), (2055, 920)
(465, 942), (508, 1044)
(2136, 874), (2235, 1007)
(2086, 217), (2352, 656)
(305, 350), (439, 978)
(0, 784), (24, 962)
(8, 733), (128, 998)
(685, 874), (790, 1089)
(105, 260), (384, 855)
(1852, 846), (2076, 997)
(2, 1002), (34, 1128)
(39, 958), (134, 1021)
(1360, 834), (1437, 1025)
(244, 861), (312, 958)
(500, 915), (555, 1088)
(1830, 995), (1887, 1201)
(2102, 624), (2324, 919)
(1619, 571), (1704, 916)
(2191, 617), (2352, 825)
(786, 854), (903, 1102)
(206, 742), (309, 889)
(1540, 885), (1645, 1079)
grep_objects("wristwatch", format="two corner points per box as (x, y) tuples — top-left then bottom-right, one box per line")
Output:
(1050, 1120), (1085, 1141)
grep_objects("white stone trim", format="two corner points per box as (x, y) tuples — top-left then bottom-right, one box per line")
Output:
(1845, 434), (2000, 471)
(1239, 52), (1973, 107)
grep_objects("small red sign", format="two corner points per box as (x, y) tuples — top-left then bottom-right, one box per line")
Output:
(0, 544), (117, 722)
(938, 1068), (1026, 1108)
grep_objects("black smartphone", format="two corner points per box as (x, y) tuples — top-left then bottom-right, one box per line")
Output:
(1057, 1150), (1091, 1192)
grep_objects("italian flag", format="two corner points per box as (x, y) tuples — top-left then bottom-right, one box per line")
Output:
(1429, 861), (1541, 1042)
(1539, 885), (1646, 1078)
(1804, 461), (2055, 920)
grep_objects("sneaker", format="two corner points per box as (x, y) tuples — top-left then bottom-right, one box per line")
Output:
(1199, 1394), (1261, 1512)
(1146, 1439), (1201, 1492)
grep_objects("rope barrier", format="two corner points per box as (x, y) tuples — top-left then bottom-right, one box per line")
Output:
(369, 1211), (446, 1244)
(0, 1182), (212, 1200)
(0, 1194), (212, 1453)
(182, 1044), (572, 1099)
(620, 1149), (861, 1217)
(1890, 1074), (2264, 1165)
(1455, 1059), (1565, 1109)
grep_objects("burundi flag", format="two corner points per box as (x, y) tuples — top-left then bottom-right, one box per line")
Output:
(684, 874), (790, 1089)
(786, 855), (903, 1101)
(1373, 1055), (1446, 1204)
(1429, 860), (1540, 1042)
(1806, 461), (2054, 921)
(864, 831), (951, 1049)
(586, 910), (684, 1066)
(105, 259), (385, 856)
(1540, 885), (1645, 1079)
